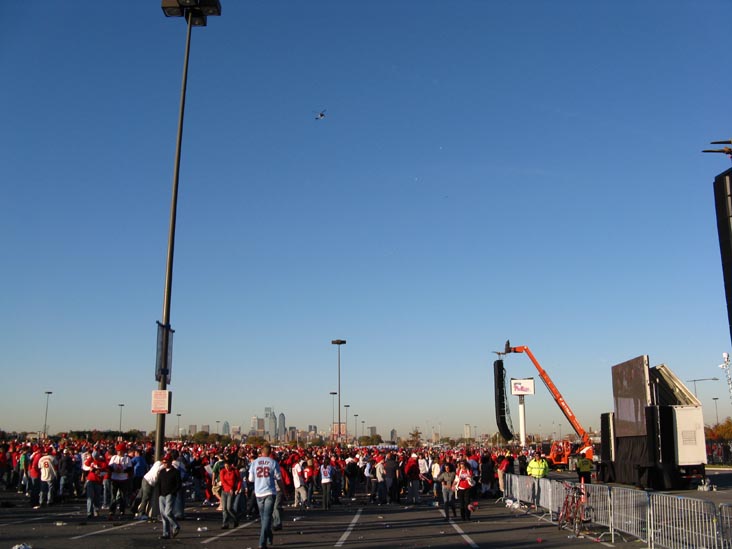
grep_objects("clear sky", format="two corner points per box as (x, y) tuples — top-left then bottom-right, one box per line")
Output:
(3, 1), (732, 441)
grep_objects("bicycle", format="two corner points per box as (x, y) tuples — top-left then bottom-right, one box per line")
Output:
(557, 481), (589, 535)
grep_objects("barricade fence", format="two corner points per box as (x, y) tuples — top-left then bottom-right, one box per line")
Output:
(504, 473), (731, 549)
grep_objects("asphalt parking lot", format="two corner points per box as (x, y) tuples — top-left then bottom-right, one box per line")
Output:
(0, 487), (639, 549)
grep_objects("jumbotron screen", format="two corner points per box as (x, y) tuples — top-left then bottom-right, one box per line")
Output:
(611, 355), (651, 437)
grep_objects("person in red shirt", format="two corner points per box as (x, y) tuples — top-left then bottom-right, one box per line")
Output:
(84, 451), (108, 519)
(452, 461), (475, 521)
(28, 445), (42, 508)
(404, 453), (421, 504)
(219, 458), (242, 529)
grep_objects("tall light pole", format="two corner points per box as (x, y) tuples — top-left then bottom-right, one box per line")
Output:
(329, 391), (337, 442)
(361, 420), (365, 441)
(118, 404), (125, 434)
(687, 377), (719, 397)
(344, 404), (350, 443)
(42, 391), (52, 439)
(156, 0), (222, 464)
(331, 339), (346, 443)
(177, 413), (182, 439)
(713, 397), (720, 425)
(354, 414), (358, 443)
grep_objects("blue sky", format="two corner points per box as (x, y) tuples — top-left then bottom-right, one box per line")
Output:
(3, 1), (732, 441)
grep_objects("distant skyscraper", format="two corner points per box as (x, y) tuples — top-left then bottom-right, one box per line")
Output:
(308, 424), (317, 434)
(232, 425), (241, 437)
(265, 407), (276, 440)
(368, 426), (376, 437)
(256, 417), (265, 435)
(188, 424), (197, 436)
(222, 421), (230, 436)
(464, 424), (472, 440)
(389, 429), (397, 442)
(201, 424), (210, 434)
(278, 413), (286, 442)
(250, 416), (258, 430)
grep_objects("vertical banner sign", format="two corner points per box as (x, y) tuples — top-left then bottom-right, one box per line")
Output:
(155, 321), (174, 384)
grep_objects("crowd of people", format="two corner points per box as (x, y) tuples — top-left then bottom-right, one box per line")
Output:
(0, 438), (583, 547)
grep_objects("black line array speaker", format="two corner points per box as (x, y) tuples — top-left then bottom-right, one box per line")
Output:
(494, 359), (513, 441)
(644, 405), (679, 489)
(600, 412), (614, 462)
(714, 169), (732, 345)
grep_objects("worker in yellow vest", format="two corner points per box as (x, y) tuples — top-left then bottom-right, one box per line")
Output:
(576, 449), (593, 484)
(526, 451), (549, 479)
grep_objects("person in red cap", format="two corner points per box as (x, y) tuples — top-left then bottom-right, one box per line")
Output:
(108, 443), (132, 518)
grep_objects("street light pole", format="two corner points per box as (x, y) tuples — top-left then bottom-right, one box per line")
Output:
(354, 413), (358, 443)
(329, 391), (337, 442)
(177, 413), (182, 439)
(344, 404), (350, 443)
(156, 0), (222, 464)
(42, 391), (52, 439)
(118, 404), (125, 434)
(686, 377), (719, 397)
(331, 340), (346, 443)
(713, 397), (720, 425)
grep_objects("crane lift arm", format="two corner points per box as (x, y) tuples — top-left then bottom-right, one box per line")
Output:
(504, 340), (592, 452)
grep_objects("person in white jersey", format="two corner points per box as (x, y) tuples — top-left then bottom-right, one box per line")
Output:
(248, 445), (286, 549)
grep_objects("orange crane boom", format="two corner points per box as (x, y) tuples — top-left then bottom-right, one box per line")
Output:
(505, 341), (593, 460)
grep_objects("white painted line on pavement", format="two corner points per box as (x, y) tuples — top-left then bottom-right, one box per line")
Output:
(70, 520), (142, 539)
(441, 510), (479, 548)
(335, 507), (363, 547)
(201, 520), (255, 544)
(1, 510), (80, 527)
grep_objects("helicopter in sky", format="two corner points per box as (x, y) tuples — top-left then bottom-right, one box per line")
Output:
(703, 139), (732, 157)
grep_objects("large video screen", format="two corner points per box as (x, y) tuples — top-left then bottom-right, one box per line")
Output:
(611, 355), (651, 437)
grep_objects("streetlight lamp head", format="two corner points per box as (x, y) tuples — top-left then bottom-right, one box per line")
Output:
(162, 0), (221, 24)
(162, 0), (185, 17)
(331, 339), (346, 345)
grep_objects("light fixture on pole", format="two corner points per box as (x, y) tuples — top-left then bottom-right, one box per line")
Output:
(118, 404), (125, 434)
(329, 391), (337, 441)
(331, 339), (346, 443)
(42, 391), (53, 439)
(686, 377), (719, 397)
(155, 0), (222, 464)
(344, 404), (350, 443)
(713, 397), (720, 425)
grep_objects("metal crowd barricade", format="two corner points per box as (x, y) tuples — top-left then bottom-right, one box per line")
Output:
(504, 473), (732, 549)
(503, 473), (519, 501)
(582, 482), (612, 531)
(648, 493), (719, 549)
(536, 477), (554, 515)
(608, 483), (649, 544)
(719, 504), (732, 548)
